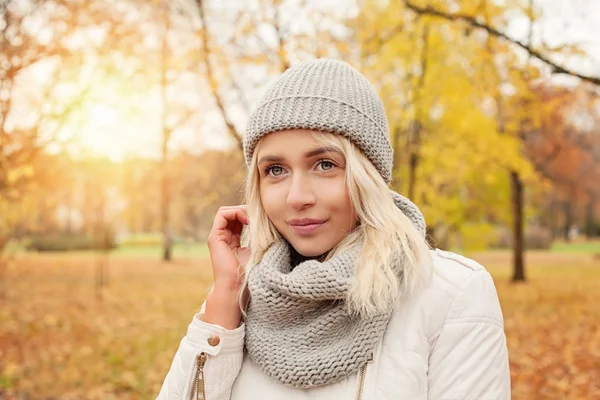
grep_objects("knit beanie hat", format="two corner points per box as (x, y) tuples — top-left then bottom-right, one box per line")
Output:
(243, 59), (394, 184)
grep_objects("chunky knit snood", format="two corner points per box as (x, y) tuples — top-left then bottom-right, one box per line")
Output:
(244, 190), (426, 388)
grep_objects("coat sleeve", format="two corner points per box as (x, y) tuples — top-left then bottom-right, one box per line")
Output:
(157, 306), (245, 400)
(427, 269), (511, 400)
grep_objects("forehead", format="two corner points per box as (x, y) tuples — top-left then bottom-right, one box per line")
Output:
(257, 129), (320, 154)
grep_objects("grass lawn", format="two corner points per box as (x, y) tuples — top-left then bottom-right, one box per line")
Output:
(550, 240), (600, 254)
(3, 242), (211, 259)
(0, 248), (598, 399)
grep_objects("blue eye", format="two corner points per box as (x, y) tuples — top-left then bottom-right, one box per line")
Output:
(318, 160), (335, 171)
(265, 165), (284, 176)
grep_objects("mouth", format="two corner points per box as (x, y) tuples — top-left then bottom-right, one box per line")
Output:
(288, 218), (328, 236)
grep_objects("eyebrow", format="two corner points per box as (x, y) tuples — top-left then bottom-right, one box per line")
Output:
(257, 146), (342, 164)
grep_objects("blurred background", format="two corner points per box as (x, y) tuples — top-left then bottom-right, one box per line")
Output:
(1, 0), (599, 398)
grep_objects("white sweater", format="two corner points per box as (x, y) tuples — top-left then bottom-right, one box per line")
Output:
(158, 249), (511, 400)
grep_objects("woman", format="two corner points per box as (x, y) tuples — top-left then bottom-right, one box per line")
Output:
(158, 59), (510, 399)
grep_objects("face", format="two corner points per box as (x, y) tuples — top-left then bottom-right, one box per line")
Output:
(256, 129), (357, 257)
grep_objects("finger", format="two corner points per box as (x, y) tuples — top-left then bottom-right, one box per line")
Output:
(216, 205), (247, 211)
(230, 233), (241, 248)
(225, 209), (248, 226)
(220, 206), (249, 224)
(212, 208), (249, 231)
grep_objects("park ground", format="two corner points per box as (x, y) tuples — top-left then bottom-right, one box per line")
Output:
(0, 241), (599, 399)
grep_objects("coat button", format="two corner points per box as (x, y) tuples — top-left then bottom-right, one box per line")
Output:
(207, 335), (221, 346)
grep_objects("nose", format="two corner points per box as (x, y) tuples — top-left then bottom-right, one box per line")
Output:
(286, 173), (316, 210)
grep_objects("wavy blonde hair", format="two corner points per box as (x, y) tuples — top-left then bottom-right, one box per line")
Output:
(239, 131), (432, 317)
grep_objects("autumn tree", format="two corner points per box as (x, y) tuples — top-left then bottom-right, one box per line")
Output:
(357, 0), (600, 282)
(354, 0), (538, 256)
(0, 0), (160, 248)
(525, 85), (600, 240)
(194, 0), (348, 150)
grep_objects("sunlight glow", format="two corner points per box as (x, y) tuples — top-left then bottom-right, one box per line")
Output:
(77, 102), (134, 160)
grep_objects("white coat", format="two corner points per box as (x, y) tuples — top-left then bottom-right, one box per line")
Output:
(157, 249), (511, 400)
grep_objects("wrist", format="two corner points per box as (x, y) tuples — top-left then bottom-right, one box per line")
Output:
(208, 284), (240, 307)
(201, 286), (243, 330)
(213, 279), (242, 296)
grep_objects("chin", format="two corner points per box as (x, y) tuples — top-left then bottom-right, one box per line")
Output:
(286, 236), (336, 258)
(295, 246), (329, 258)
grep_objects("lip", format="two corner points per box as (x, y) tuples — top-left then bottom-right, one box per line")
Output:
(288, 218), (327, 235)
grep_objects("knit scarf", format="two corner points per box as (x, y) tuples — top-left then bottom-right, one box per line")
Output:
(244, 190), (426, 388)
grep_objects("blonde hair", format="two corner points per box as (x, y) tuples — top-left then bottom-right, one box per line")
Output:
(239, 131), (432, 317)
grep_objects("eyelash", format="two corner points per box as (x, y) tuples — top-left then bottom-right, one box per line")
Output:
(263, 160), (337, 177)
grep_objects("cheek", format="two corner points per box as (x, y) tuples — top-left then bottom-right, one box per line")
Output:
(319, 179), (354, 218)
(339, 194), (356, 224)
(259, 184), (284, 219)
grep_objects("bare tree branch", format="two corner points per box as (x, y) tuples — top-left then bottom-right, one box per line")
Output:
(273, 6), (289, 72)
(362, 23), (406, 57)
(402, 0), (600, 86)
(407, 23), (430, 201)
(196, 0), (243, 152)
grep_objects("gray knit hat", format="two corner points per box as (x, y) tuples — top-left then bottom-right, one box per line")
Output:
(243, 59), (393, 183)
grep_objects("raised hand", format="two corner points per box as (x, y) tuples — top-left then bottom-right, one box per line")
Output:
(202, 205), (250, 329)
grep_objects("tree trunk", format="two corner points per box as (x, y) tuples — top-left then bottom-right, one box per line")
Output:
(585, 192), (596, 239)
(407, 150), (418, 201)
(161, 171), (172, 261)
(160, 0), (173, 262)
(407, 26), (429, 201)
(510, 0), (533, 284)
(550, 199), (560, 240)
(0, 237), (6, 301)
(511, 170), (526, 282)
(95, 252), (104, 299)
(562, 200), (573, 242)
(94, 191), (109, 298)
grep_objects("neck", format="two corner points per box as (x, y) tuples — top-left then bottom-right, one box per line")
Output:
(288, 241), (327, 268)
